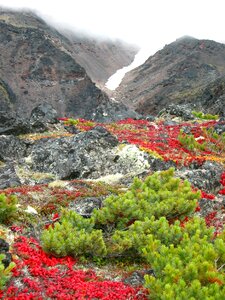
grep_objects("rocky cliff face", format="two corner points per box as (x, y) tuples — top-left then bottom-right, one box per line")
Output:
(115, 36), (225, 116)
(0, 9), (138, 121)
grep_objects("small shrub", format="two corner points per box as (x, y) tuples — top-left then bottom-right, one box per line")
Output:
(178, 131), (206, 152)
(93, 168), (199, 229)
(0, 237), (15, 291)
(192, 111), (219, 120)
(41, 210), (107, 258)
(0, 194), (17, 224)
(143, 218), (225, 299)
(41, 169), (199, 259)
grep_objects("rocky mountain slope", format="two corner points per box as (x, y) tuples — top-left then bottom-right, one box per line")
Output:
(115, 36), (225, 116)
(0, 9), (137, 122)
(61, 29), (138, 87)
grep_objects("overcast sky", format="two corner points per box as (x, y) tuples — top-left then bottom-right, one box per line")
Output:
(0, 0), (225, 51)
(1, 0), (225, 89)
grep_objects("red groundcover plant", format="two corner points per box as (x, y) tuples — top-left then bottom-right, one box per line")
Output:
(0, 237), (147, 300)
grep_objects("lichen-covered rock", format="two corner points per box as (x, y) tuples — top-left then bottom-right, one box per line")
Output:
(0, 135), (27, 161)
(176, 161), (224, 193)
(68, 197), (103, 217)
(0, 105), (58, 135)
(0, 164), (21, 189)
(24, 126), (150, 181)
(160, 104), (195, 121)
(29, 102), (59, 133)
(0, 111), (30, 135)
(30, 103), (58, 124)
(214, 118), (225, 134)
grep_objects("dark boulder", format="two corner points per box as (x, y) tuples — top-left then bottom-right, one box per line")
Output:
(150, 158), (176, 172)
(68, 197), (103, 217)
(0, 111), (30, 135)
(24, 126), (150, 181)
(26, 126), (119, 179)
(29, 103), (59, 133)
(0, 135), (27, 161)
(0, 238), (12, 268)
(160, 104), (195, 121)
(177, 161), (224, 193)
(0, 164), (21, 189)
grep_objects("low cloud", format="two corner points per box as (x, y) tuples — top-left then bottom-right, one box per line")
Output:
(0, 0), (225, 58)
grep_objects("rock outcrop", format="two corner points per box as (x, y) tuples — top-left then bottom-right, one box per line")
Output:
(24, 126), (150, 181)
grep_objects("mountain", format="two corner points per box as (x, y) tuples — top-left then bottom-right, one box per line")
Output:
(61, 29), (138, 88)
(115, 36), (225, 116)
(0, 9), (138, 121)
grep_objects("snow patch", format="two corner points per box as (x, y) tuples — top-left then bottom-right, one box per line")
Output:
(105, 48), (152, 90)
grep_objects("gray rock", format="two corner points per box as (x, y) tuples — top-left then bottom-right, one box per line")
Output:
(177, 161), (224, 193)
(123, 269), (155, 287)
(214, 118), (225, 134)
(68, 197), (103, 217)
(198, 198), (224, 218)
(123, 271), (144, 286)
(24, 126), (150, 181)
(0, 164), (21, 189)
(26, 126), (119, 179)
(160, 104), (195, 121)
(30, 102), (58, 124)
(150, 158), (176, 172)
(0, 111), (30, 135)
(0, 135), (27, 161)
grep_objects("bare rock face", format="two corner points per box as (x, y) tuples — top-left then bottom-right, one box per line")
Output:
(116, 36), (225, 116)
(0, 9), (137, 122)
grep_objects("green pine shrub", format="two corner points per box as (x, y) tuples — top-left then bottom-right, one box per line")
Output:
(0, 238), (15, 291)
(143, 217), (225, 299)
(93, 168), (199, 230)
(178, 131), (206, 152)
(41, 168), (199, 258)
(0, 194), (17, 224)
(41, 210), (107, 258)
(192, 110), (219, 120)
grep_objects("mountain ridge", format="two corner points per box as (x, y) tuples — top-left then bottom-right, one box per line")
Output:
(115, 36), (225, 116)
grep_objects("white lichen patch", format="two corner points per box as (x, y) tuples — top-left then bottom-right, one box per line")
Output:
(24, 155), (33, 165)
(48, 180), (69, 189)
(25, 205), (38, 215)
(15, 165), (56, 184)
(91, 173), (124, 184)
(114, 144), (150, 174)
